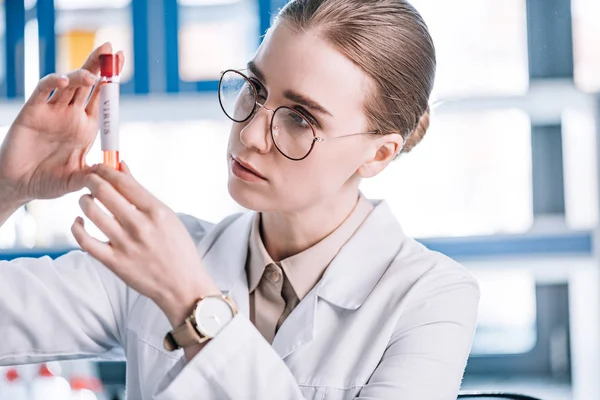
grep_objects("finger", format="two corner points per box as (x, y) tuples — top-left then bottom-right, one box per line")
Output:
(85, 79), (102, 117)
(116, 50), (125, 74)
(72, 75), (101, 107)
(93, 163), (157, 212)
(81, 42), (114, 74)
(78, 193), (127, 242)
(28, 73), (69, 106)
(71, 216), (115, 266)
(85, 173), (143, 227)
(120, 160), (132, 175)
(84, 50), (124, 116)
(48, 69), (97, 106)
(65, 164), (96, 193)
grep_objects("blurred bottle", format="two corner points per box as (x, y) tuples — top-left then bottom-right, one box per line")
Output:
(0, 368), (28, 400)
(30, 363), (71, 400)
(70, 376), (99, 400)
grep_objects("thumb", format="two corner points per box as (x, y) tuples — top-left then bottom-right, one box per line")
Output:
(120, 160), (132, 175)
(68, 164), (95, 192)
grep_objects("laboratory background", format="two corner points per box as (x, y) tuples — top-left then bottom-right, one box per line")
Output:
(0, 0), (598, 399)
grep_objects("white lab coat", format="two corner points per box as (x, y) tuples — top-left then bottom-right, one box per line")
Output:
(0, 199), (480, 400)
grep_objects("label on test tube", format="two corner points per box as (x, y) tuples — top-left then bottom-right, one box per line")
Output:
(99, 83), (120, 151)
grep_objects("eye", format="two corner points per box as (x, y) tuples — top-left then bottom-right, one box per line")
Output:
(249, 78), (267, 100)
(289, 111), (310, 128)
(294, 107), (318, 127)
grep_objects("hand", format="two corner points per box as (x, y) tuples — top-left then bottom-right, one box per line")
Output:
(0, 43), (125, 204)
(71, 162), (220, 327)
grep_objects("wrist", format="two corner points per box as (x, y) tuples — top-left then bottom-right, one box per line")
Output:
(0, 179), (29, 208)
(0, 197), (26, 213)
(163, 291), (237, 354)
(161, 281), (221, 328)
(0, 189), (28, 226)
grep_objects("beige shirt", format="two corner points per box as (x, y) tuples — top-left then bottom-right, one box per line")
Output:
(246, 193), (374, 343)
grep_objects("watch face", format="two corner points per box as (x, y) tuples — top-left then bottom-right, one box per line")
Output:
(194, 296), (235, 337)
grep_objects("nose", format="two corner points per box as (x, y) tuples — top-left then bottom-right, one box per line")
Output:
(239, 103), (274, 154)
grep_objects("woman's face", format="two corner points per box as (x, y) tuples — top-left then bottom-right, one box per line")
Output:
(226, 22), (399, 213)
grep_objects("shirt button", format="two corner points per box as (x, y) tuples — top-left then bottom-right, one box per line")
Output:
(266, 266), (282, 283)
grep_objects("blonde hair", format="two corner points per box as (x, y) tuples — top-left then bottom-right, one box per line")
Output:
(278, 0), (435, 155)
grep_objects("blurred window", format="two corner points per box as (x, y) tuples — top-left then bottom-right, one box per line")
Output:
(54, 0), (131, 9)
(573, 0), (600, 92)
(178, 0), (259, 81)
(360, 110), (533, 238)
(0, 4), (5, 85)
(179, 0), (241, 4)
(411, 0), (529, 99)
(470, 268), (537, 355)
(55, 5), (133, 81)
(562, 109), (599, 230)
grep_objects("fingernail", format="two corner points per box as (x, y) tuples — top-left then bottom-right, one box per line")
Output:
(59, 74), (68, 81)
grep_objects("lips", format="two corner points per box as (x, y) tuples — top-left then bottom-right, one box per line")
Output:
(232, 156), (267, 179)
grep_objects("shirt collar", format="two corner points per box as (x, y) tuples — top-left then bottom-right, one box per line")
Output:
(247, 213), (273, 293)
(246, 193), (374, 300)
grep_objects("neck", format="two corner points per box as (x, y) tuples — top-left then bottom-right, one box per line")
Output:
(260, 188), (362, 262)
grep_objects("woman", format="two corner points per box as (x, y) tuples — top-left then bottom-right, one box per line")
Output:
(0, 0), (480, 399)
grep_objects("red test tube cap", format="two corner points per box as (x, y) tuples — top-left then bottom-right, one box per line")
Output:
(100, 53), (121, 77)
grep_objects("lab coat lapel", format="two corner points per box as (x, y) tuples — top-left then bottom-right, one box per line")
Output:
(273, 200), (406, 360)
(198, 212), (254, 317)
(272, 284), (319, 359)
(316, 200), (406, 309)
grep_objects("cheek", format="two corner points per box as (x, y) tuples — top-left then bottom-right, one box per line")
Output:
(282, 148), (355, 192)
(312, 144), (362, 175)
(226, 124), (240, 150)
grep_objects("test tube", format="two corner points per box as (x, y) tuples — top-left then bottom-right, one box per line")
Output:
(99, 54), (121, 170)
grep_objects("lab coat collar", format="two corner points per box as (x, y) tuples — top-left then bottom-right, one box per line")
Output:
(199, 199), (405, 313)
(315, 199), (406, 310)
(273, 200), (406, 358)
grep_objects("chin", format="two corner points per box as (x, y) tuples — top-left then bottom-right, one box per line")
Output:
(227, 176), (271, 212)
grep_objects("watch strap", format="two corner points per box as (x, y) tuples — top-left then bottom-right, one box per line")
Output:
(163, 317), (207, 351)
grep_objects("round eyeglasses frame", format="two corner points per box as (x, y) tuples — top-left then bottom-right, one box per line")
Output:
(218, 69), (390, 161)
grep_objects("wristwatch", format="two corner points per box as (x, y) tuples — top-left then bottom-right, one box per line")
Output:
(163, 294), (238, 351)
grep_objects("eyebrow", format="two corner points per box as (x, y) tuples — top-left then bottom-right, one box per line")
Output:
(246, 61), (333, 118)
(283, 90), (333, 117)
(247, 61), (266, 83)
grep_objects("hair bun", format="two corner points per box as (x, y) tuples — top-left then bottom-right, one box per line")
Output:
(401, 107), (430, 154)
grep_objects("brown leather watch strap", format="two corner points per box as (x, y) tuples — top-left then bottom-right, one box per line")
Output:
(163, 317), (207, 351)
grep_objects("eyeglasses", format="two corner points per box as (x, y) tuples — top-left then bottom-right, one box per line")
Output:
(218, 69), (384, 161)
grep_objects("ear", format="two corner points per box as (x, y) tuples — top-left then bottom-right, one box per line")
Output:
(357, 134), (404, 178)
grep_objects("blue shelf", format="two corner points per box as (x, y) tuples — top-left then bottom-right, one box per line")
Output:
(419, 231), (594, 259)
(0, 231), (594, 261)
